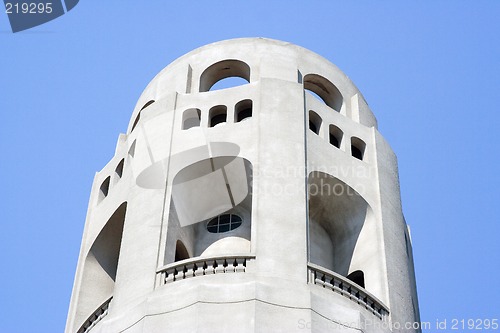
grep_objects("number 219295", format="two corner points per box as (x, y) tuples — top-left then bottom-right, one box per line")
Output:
(451, 319), (498, 330)
(5, 2), (53, 14)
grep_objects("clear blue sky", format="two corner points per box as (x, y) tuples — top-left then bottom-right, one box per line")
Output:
(1, 2), (499, 332)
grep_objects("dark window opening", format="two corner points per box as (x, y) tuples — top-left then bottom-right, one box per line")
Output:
(308, 110), (322, 135)
(235, 99), (253, 122)
(207, 214), (242, 233)
(209, 105), (227, 127)
(175, 240), (190, 262)
(115, 159), (124, 179)
(346, 270), (365, 288)
(351, 137), (366, 161)
(329, 124), (343, 149)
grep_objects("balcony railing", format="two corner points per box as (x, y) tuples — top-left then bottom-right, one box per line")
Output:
(307, 263), (389, 320)
(156, 255), (255, 286)
(76, 296), (112, 333)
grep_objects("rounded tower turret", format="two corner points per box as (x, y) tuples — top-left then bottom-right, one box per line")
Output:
(66, 38), (420, 333)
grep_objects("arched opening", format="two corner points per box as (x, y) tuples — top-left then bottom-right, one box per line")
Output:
(304, 74), (343, 112)
(308, 172), (369, 277)
(346, 270), (365, 288)
(329, 124), (343, 149)
(99, 176), (111, 202)
(115, 159), (124, 179)
(131, 100), (155, 132)
(199, 59), (250, 92)
(351, 137), (366, 161)
(74, 203), (127, 330)
(165, 156), (253, 264)
(308, 110), (322, 135)
(235, 99), (253, 122)
(209, 105), (227, 127)
(182, 108), (201, 130)
(175, 240), (190, 262)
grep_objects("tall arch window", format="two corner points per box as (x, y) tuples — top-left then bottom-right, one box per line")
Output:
(303, 74), (343, 112)
(199, 59), (250, 92)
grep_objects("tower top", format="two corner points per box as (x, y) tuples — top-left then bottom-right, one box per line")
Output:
(129, 37), (377, 134)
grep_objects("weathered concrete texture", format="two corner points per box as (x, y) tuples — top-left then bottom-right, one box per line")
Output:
(66, 38), (420, 333)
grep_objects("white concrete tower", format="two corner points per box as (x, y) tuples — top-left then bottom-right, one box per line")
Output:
(66, 38), (420, 333)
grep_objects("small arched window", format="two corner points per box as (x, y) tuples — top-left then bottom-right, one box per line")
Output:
(346, 270), (365, 288)
(199, 60), (250, 92)
(207, 214), (242, 233)
(235, 99), (253, 122)
(308, 110), (322, 135)
(209, 105), (227, 127)
(329, 124), (343, 149)
(351, 137), (366, 161)
(182, 108), (201, 130)
(303, 74), (343, 112)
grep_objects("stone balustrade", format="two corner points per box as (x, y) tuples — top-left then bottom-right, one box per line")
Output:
(307, 263), (389, 320)
(157, 255), (255, 286)
(77, 297), (112, 333)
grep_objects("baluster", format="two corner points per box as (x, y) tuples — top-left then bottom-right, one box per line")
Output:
(165, 268), (175, 283)
(234, 258), (246, 273)
(358, 291), (368, 308)
(332, 277), (342, 294)
(207, 260), (217, 274)
(324, 275), (334, 291)
(184, 262), (196, 279)
(225, 259), (236, 273)
(194, 261), (205, 277)
(174, 266), (185, 281)
(215, 258), (226, 274)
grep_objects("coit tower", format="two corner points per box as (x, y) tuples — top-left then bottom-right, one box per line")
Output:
(66, 38), (420, 333)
